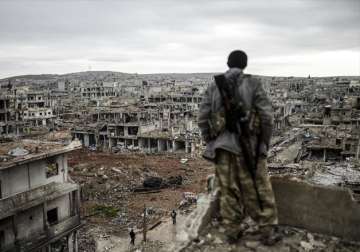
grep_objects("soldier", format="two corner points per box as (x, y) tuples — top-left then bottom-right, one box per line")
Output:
(198, 50), (281, 245)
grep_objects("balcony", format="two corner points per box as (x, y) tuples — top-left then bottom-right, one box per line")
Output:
(2, 214), (82, 252)
(0, 182), (79, 219)
(47, 214), (82, 238)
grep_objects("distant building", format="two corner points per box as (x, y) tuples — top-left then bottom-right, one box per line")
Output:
(0, 92), (24, 138)
(22, 92), (55, 127)
(80, 82), (116, 99)
(0, 94), (11, 136)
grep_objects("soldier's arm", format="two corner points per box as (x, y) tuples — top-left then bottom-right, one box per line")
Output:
(198, 84), (213, 142)
(253, 80), (273, 155)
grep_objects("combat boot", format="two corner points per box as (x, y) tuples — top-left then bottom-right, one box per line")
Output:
(259, 225), (283, 246)
(223, 221), (250, 244)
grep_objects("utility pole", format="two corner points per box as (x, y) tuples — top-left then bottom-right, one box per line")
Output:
(143, 204), (147, 242)
(356, 137), (360, 160)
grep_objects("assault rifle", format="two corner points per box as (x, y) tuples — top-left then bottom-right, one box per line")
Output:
(214, 74), (263, 211)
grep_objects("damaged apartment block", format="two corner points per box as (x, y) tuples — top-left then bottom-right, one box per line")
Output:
(0, 90), (24, 138)
(71, 78), (205, 155)
(0, 140), (82, 252)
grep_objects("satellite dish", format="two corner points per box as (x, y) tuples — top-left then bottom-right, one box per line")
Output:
(8, 147), (29, 157)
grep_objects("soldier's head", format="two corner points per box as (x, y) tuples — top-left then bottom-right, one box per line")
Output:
(227, 50), (247, 69)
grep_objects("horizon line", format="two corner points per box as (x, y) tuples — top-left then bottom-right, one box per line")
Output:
(1, 70), (359, 81)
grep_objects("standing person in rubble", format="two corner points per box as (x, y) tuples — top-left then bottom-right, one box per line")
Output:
(171, 209), (177, 225)
(198, 50), (281, 245)
(129, 228), (136, 246)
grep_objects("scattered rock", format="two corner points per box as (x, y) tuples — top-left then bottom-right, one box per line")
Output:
(214, 237), (223, 244)
(111, 167), (122, 174)
(245, 240), (260, 249)
(167, 175), (183, 186)
(180, 158), (189, 164)
(300, 241), (314, 251)
(307, 233), (314, 242)
(312, 240), (326, 248)
(219, 227), (226, 233)
(8, 147), (29, 156)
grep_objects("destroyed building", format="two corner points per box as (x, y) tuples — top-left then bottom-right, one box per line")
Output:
(69, 78), (205, 155)
(0, 140), (82, 252)
(21, 91), (55, 128)
(1, 72), (360, 251)
(80, 81), (117, 99)
(0, 93), (13, 137)
(0, 90), (24, 138)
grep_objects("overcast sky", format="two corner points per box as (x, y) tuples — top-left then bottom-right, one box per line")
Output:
(0, 0), (359, 78)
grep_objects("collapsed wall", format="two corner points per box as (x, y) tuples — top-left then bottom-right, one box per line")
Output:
(175, 177), (360, 251)
(272, 177), (360, 241)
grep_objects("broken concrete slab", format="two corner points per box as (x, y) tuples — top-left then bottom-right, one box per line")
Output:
(176, 177), (360, 252)
(272, 177), (360, 241)
(171, 193), (218, 252)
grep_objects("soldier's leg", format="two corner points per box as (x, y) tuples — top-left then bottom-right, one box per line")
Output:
(237, 157), (277, 226)
(215, 150), (244, 237)
(254, 157), (278, 226)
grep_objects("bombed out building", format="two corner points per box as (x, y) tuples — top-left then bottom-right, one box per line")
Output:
(0, 140), (82, 252)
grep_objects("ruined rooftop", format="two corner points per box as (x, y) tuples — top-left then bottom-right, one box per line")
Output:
(0, 139), (81, 169)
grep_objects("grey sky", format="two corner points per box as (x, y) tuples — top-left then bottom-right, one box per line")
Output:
(0, 0), (359, 78)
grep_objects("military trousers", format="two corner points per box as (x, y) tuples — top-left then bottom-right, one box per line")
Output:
(215, 149), (278, 236)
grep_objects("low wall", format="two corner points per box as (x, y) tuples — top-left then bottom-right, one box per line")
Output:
(176, 177), (360, 251)
(272, 177), (360, 241)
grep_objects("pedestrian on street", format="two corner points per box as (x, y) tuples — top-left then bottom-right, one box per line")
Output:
(171, 209), (177, 225)
(129, 228), (135, 246)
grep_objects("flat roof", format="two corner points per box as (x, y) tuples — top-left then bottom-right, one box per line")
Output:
(0, 139), (81, 170)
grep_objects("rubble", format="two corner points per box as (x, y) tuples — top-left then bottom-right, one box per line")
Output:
(1, 72), (360, 251)
(68, 149), (213, 251)
(178, 180), (360, 252)
(7, 146), (29, 156)
(182, 224), (360, 252)
(143, 177), (163, 188)
(142, 175), (183, 189)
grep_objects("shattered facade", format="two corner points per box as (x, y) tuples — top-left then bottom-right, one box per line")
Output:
(0, 89), (24, 138)
(0, 140), (82, 252)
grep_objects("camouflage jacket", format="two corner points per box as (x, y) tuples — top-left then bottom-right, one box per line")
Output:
(198, 68), (273, 161)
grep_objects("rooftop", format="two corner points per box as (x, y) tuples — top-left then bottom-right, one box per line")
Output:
(0, 139), (82, 170)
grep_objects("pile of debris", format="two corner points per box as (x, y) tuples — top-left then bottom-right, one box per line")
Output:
(183, 223), (360, 252)
(78, 226), (96, 252)
(134, 175), (183, 192)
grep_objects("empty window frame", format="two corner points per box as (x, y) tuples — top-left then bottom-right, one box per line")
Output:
(47, 208), (58, 225)
(46, 159), (59, 178)
(336, 139), (341, 145)
(345, 144), (351, 151)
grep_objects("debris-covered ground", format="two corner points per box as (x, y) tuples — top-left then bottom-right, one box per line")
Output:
(68, 149), (213, 251)
(183, 221), (360, 252)
(68, 148), (360, 252)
